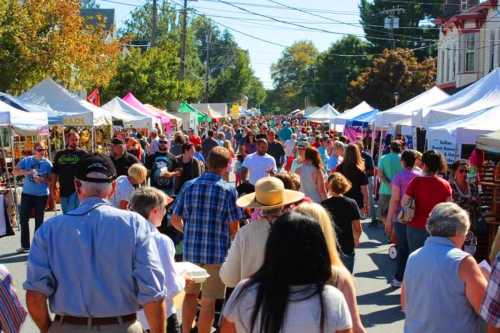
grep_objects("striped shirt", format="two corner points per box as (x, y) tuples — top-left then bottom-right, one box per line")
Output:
(0, 265), (27, 333)
(481, 254), (500, 328)
(173, 172), (242, 264)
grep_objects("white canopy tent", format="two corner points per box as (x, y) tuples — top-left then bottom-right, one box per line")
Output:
(427, 106), (500, 163)
(415, 69), (500, 128)
(102, 97), (156, 130)
(0, 100), (49, 136)
(373, 87), (449, 128)
(476, 130), (500, 154)
(334, 102), (375, 126)
(304, 104), (339, 122)
(19, 78), (112, 127)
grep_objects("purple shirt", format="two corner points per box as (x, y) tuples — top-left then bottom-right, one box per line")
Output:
(391, 168), (421, 222)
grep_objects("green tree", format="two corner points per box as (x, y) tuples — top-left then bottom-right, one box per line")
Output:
(0, 0), (121, 94)
(311, 35), (371, 110)
(271, 40), (319, 111)
(359, 0), (441, 58)
(348, 48), (436, 110)
(103, 42), (203, 107)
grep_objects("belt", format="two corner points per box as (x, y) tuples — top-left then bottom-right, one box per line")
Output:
(54, 313), (136, 326)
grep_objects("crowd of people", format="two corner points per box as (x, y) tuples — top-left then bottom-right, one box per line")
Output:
(0, 116), (500, 333)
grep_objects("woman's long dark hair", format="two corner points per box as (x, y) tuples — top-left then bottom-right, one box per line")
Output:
(305, 147), (322, 170)
(236, 212), (332, 333)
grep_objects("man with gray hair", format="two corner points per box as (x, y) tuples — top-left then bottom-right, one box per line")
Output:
(24, 153), (167, 333)
(401, 202), (487, 333)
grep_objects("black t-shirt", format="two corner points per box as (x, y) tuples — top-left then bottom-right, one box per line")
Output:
(237, 181), (255, 197)
(267, 141), (285, 167)
(202, 138), (219, 160)
(52, 149), (89, 197)
(174, 157), (203, 194)
(146, 151), (177, 191)
(111, 152), (140, 177)
(321, 196), (361, 255)
(361, 151), (375, 177)
(336, 163), (369, 209)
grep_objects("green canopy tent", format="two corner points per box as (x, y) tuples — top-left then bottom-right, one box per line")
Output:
(178, 102), (211, 123)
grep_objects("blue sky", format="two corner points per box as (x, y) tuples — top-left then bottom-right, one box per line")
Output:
(96, 0), (364, 89)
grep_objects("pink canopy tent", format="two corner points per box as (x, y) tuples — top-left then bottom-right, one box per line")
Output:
(122, 92), (170, 128)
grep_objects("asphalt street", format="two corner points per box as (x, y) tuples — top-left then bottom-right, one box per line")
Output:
(0, 214), (405, 332)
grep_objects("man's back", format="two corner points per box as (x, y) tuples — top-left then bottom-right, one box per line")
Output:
(378, 152), (402, 194)
(202, 138), (218, 160)
(24, 197), (165, 317)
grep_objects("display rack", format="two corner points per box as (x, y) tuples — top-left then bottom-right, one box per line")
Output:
(479, 161), (500, 261)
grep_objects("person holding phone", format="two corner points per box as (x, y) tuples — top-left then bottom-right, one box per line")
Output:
(13, 142), (52, 253)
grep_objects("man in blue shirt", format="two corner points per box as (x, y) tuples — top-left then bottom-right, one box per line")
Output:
(24, 153), (167, 333)
(172, 146), (242, 333)
(278, 121), (293, 142)
(13, 142), (52, 253)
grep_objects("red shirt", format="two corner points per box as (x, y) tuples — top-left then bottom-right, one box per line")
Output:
(405, 176), (452, 230)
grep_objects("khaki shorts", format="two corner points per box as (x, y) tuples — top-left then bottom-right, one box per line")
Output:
(184, 264), (225, 299)
(378, 194), (392, 218)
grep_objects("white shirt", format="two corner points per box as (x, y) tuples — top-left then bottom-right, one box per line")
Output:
(111, 175), (134, 208)
(242, 153), (277, 185)
(220, 220), (270, 288)
(137, 231), (185, 329)
(284, 139), (296, 157)
(223, 280), (352, 333)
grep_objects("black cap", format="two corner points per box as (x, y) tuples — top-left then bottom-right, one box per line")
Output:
(76, 153), (117, 183)
(111, 138), (124, 145)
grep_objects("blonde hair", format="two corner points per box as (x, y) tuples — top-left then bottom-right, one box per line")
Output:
(128, 163), (147, 184)
(294, 202), (343, 268)
(490, 227), (500, 263)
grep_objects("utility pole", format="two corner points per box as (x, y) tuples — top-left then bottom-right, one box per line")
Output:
(179, 0), (188, 80)
(151, 0), (157, 47)
(204, 28), (211, 103)
(382, 7), (405, 49)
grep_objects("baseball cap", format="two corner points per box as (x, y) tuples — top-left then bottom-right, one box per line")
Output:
(76, 153), (117, 183)
(111, 138), (124, 145)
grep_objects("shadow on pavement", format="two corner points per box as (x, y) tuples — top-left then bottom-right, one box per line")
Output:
(356, 253), (393, 281)
(358, 241), (381, 249)
(362, 222), (390, 245)
(361, 305), (405, 328)
(0, 253), (28, 264)
(358, 286), (401, 306)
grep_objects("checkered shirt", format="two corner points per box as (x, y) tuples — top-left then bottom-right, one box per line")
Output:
(173, 172), (242, 264)
(0, 265), (27, 333)
(481, 254), (500, 328)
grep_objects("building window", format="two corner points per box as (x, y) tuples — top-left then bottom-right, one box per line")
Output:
(452, 46), (456, 79)
(460, 0), (468, 11)
(440, 50), (445, 82)
(465, 33), (475, 72)
(446, 50), (451, 82)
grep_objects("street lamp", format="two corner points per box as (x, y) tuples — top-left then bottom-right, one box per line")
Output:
(393, 92), (400, 106)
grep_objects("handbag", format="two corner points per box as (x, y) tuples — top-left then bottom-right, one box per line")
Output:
(398, 197), (415, 224)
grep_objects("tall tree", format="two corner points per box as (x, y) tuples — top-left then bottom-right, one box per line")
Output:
(348, 48), (436, 110)
(0, 0), (121, 94)
(359, 0), (441, 58)
(311, 35), (371, 110)
(271, 40), (319, 110)
(103, 42), (203, 107)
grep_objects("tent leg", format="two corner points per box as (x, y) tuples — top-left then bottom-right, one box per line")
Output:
(9, 130), (19, 230)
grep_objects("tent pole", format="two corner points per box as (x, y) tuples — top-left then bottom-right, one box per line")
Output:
(371, 127), (376, 157)
(92, 127), (96, 152)
(9, 129), (19, 230)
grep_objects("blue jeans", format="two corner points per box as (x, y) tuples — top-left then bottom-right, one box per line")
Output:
(407, 225), (429, 254)
(341, 253), (355, 273)
(394, 222), (409, 282)
(19, 193), (48, 249)
(60, 192), (79, 214)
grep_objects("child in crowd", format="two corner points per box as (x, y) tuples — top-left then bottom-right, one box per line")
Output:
(129, 187), (184, 333)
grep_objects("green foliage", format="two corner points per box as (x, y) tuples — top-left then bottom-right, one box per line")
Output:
(103, 42), (203, 107)
(359, 0), (440, 58)
(270, 40), (319, 111)
(348, 48), (436, 110)
(311, 35), (371, 110)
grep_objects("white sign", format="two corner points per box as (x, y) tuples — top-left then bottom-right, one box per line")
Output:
(429, 138), (459, 164)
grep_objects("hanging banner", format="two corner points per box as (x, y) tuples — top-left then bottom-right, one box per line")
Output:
(429, 135), (459, 164)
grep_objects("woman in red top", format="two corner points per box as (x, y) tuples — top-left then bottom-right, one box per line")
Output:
(402, 150), (452, 253)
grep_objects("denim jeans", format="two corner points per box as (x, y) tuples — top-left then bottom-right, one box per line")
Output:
(60, 192), (79, 214)
(393, 222), (409, 282)
(407, 225), (429, 254)
(341, 253), (355, 273)
(19, 193), (48, 249)
(367, 176), (377, 221)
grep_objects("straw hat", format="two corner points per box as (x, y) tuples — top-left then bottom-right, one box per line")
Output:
(236, 177), (305, 210)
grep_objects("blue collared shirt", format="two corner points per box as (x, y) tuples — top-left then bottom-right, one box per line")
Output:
(173, 172), (242, 264)
(23, 197), (166, 317)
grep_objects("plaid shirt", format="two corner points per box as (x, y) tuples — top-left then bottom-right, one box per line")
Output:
(481, 254), (500, 328)
(0, 265), (27, 333)
(174, 172), (242, 264)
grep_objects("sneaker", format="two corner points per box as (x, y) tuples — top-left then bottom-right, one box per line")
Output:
(390, 278), (402, 288)
(16, 247), (29, 254)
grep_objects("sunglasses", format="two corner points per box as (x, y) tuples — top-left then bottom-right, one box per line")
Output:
(35, 148), (47, 152)
(458, 169), (468, 174)
(159, 141), (168, 144)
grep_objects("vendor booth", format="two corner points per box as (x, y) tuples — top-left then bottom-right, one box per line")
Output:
(102, 97), (156, 130)
(304, 104), (339, 123)
(415, 69), (500, 129)
(122, 93), (171, 132)
(477, 130), (500, 154)
(334, 102), (376, 127)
